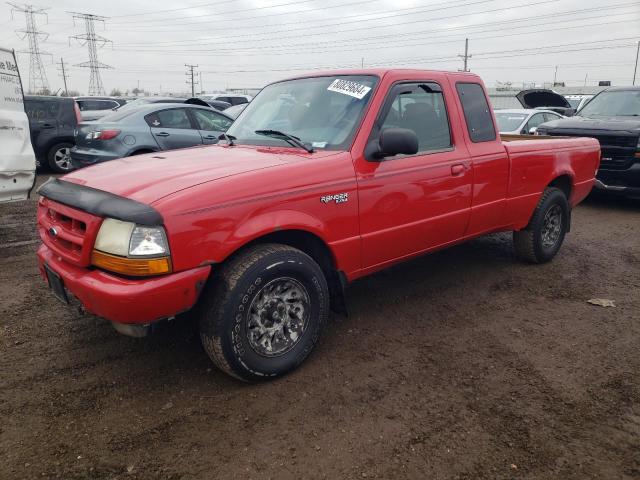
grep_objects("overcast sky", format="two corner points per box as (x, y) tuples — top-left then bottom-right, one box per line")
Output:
(0, 0), (638, 95)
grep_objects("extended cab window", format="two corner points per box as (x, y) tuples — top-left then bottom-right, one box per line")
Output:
(192, 109), (233, 131)
(145, 108), (192, 129)
(456, 83), (496, 142)
(378, 83), (451, 153)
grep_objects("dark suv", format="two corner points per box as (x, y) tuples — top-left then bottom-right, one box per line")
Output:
(24, 96), (81, 173)
(537, 87), (640, 199)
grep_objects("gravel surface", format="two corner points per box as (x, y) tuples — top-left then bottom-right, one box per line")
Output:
(1, 175), (639, 480)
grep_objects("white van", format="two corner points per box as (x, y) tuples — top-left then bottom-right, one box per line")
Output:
(0, 47), (36, 202)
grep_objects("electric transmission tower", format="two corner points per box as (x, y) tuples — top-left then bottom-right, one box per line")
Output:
(8, 3), (50, 94)
(69, 12), (112, 96)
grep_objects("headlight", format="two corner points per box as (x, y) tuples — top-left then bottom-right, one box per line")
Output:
(92, 218), (171, 276)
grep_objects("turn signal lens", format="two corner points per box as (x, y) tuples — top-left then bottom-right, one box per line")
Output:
(91, 250), (171, 276)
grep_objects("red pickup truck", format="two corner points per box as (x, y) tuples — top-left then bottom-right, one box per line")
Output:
(37, 69), (599, 381)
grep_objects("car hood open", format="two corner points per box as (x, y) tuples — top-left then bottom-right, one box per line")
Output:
(61, 145), (337, 206)
(516, 89), (572, 109)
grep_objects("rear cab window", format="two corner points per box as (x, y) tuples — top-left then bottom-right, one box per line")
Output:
(456, 83), (496, 142)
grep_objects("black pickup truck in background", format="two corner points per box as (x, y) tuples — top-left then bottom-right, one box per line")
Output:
(536, 87), (640, 199)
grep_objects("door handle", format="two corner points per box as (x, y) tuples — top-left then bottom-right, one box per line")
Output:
(41, 123), (55, 129)
(155, 132), (170, 137)
(202, 135), (217, 140)
(451, 164), (465, 176)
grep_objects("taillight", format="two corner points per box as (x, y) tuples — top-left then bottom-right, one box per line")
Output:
(86, 129), (121, 140)
(73, 102), (82, 124)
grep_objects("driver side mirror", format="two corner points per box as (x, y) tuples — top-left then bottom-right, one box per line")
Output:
(366, 128), (419, 160)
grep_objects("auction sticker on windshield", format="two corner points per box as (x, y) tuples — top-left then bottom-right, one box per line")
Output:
(327, 79), (371, 99)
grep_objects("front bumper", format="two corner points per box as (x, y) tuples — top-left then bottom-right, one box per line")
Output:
(70, 147), (121, 168)
(37, 244), (211, 325)
(595, 162), (640, 198)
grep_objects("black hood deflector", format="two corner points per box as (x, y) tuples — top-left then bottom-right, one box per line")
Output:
(37, 178), (163, 225)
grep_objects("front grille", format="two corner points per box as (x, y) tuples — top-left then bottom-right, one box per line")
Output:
(546, 131), (638, 171)
(37, 198), (103, 267)
(590, 135), (637, 148)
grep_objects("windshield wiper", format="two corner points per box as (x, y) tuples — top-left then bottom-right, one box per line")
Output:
(254, 129), (314, 153)
(218, 133), (236, 146)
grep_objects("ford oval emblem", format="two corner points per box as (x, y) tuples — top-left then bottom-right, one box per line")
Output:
(49, 226), (58, 237)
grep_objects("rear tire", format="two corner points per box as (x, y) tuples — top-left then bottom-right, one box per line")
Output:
(513, 187), (569, 263)
(47, 142), (75, 173)
(199, 244), (329, 382)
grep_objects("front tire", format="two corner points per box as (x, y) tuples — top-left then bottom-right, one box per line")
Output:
(47, 142), (75, 173)
(199, 244), (329, 382)
(513, 187), (569, 263)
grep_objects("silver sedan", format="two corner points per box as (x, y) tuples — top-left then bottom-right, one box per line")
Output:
(494, 108), (564, 135)
(70, 103), (233, 169)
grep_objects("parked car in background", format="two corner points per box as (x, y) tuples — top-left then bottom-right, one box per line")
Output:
(70, 103), (234, 168)
(24, 95), (80, 173)
(537, 87), (640, 199)
(564, 94), (594, 112)
(200, 93), (252, 105)
(75, 96), (128, 122)
(0, 46), (35, 202)
(223, 102), (248, 119)
(516, 89), (576, 116)
(495, 109), (564, 135)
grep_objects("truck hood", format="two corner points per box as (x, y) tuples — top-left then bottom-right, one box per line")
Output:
(62, 145), (336, 205)
(516, 89), (572, 109)
(538, 115), (640, 134)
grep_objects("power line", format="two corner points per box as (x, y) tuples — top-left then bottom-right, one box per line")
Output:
(110, 0), (354, 25)
(69, 12), (112, 96)
(8, 2), (50, 94)
(109, 0), (239, 19)
(107, 16), (639, 58)
(109, 0), (626, 50)
(107, 40), (638, 75)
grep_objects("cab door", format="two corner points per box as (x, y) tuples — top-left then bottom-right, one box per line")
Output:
(353, 81), (473, 271)
(145, 107), (203, 150)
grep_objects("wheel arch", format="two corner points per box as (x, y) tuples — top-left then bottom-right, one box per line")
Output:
(547, 173), (573, 201)
(220, 228), (347, 314)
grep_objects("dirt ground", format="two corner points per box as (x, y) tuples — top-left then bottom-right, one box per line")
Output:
(1, 175), (639, 480)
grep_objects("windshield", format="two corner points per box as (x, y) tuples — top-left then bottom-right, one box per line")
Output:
(226, 75), (378, 150)
(578, 90), (640, 117)
(495, 112), (527, 131)
(566, 98), (581, 109)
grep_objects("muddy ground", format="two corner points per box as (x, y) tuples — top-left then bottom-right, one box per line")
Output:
(1, 175), (639, 480)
